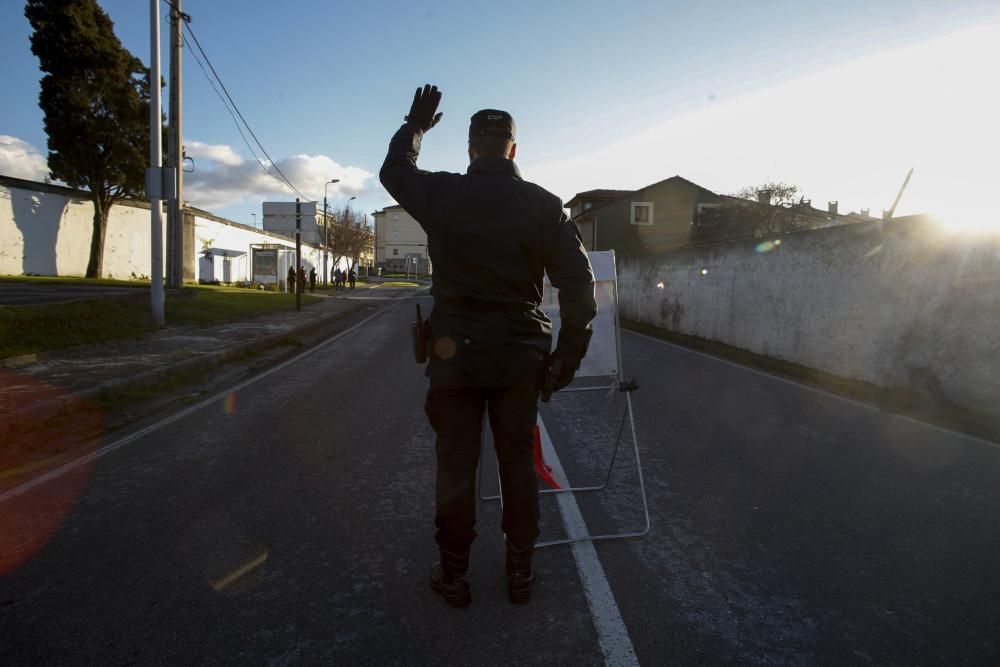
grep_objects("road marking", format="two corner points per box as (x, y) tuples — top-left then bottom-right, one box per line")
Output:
(0, 451), (74, 480)
(537, 416), (639, 667)
(0, 302), (403, 504)
(624, 329), (1000, 448)
(211, 548), (269, 592)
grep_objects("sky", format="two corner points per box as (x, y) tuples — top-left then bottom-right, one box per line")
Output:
(2, 0), (999, 231)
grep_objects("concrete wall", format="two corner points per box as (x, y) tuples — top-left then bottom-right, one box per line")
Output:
(618, 218), (1000, 421)
(0, 176), (343, 284)
(192, 211), (337, 285)
(1, 176), (163, 279)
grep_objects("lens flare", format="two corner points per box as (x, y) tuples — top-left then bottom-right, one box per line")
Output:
(224, 392), (237, 414)
(1, 370), (102, 576)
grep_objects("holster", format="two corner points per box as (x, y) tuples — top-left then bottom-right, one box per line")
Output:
(412, 304), (433, 364)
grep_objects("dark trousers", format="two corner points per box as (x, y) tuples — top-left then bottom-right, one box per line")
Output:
(425, 384), (540, 555)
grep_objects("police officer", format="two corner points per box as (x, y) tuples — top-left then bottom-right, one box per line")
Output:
(380, 84), (597, 608)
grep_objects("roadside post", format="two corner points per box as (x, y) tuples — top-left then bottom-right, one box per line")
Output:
(295, 198), (301, 311)
(147, 0), (166, 326)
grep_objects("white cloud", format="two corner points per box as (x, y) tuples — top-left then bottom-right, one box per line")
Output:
(185, 140), (243, 166)
(525, 24), (1000, 229)
(0, 135), (49, 181)
(0, 136), (375, 216)
(183, 144), (374, 211)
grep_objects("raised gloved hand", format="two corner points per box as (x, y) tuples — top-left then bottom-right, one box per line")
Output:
(405, 84), (443, 132)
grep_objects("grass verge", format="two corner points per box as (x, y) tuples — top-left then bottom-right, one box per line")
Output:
(0, 285), (319, 358)
(0, 275), (148, 287)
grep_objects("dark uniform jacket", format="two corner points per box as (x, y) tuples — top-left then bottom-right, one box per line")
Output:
(380, 122), (597, 387)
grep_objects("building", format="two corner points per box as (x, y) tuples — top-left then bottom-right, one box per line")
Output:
(262, 200), (376, 276)
(564, 190), (634, 222)
(567, 176), (722, 255)
(372, 204), (431, 274)
(0, 175), (327, 289)
(567, 177), (869, 256)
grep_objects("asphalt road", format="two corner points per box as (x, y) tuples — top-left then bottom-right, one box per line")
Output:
(0, 282), (146, 305)
(2, 294), (999, 664)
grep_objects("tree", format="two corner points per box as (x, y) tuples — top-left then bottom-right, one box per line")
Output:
(26, 0), (152, 278)
(730, 180), (812, 238)
(326, 205), (373, 273)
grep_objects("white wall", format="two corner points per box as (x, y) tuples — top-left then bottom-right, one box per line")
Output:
(0, 177), (347, 283)
(194, 213), (350, 284)
(618, 219), (1000, 421)
(1, 179), (163, 279)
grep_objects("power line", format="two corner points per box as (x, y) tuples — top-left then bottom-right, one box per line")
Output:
(160, 0), (309, 200)
(180, 21), (308, 199)
(181, 30), (279, 184)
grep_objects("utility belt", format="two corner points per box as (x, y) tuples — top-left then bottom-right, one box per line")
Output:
(412, 298), (541, 364)
(438, 296), (538, 313)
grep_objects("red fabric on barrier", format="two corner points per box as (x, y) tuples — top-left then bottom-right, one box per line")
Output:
(532, 425), (561, 489)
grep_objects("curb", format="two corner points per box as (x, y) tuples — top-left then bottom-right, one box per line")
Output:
(2, 301), (369, 436)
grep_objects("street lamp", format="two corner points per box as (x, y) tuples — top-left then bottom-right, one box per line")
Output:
(344, 196), (357, 278)
(323, 178), (339, 285)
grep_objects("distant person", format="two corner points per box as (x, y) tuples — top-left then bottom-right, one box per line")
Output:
(349, 269), (356, 289)
(298, 266), (306, 294)
(287, 266), (296, 293)
(334, 267), (343, 290)
(380, 84), (596, 607)
(309, 267), (317, 292)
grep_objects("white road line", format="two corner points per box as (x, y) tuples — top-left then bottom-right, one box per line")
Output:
(624, 329), (1000, 448)
(537, 417), (639, 667)
(1, 303), (402, 504)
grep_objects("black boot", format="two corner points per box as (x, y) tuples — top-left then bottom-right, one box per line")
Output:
(430, 548), (471, 608)
(506, 543), (535, 604)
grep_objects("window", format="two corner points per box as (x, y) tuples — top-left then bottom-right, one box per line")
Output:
(695, 203), (721, 227)
(392, 231), (400, 240)
(393, 248), (399, 256)
(631, 201), (653, 225)
(584, 202), (592, 210)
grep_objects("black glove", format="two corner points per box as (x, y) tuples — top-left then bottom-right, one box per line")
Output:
(540, 349), (580, 403)
(404, 84), (443, 132)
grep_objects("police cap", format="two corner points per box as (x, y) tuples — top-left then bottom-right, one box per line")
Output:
(469, 109), (516, 141)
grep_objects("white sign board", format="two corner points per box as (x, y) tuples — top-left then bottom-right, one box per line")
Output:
(262, 201), (320, 238)
(262, 201), (318, 217)
(542, 250), (619, 379)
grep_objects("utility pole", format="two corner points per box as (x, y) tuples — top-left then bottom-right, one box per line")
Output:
(323, 178), (339, 287)
(295, 198), (302, 311)
(885, 167), (914, 220)
(148, 0), (165, 325)
(166, 0), (184, 288)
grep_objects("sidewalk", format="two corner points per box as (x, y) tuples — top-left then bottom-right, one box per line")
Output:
(0, 285), (400, 438)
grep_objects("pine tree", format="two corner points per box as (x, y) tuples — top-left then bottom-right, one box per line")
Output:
(25, 0), (151, 278)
